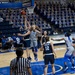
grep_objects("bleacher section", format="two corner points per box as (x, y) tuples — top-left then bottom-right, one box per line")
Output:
(26, 13), (53, 35)
(0, 8), (53, 36)
(34, 1), (75, 33)
(0, 8), (25, 27)
(0, 1), (75, 37)
(0, 21), (21, 37)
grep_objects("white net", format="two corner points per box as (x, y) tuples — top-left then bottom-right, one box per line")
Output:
(27, 6), (34, 14)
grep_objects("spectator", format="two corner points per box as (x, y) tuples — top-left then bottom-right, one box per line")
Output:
(0, 16), (3, 22)
(2, 35), (12, 50)
(9, 19), (13, 24)
(12, 33), (23, 48)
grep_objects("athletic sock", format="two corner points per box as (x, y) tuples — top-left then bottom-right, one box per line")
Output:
(63, 64), (68, 72)
(64, 65), (67, 68)
(34, 53), (37, 58)
(72, 63), (74, 67)
(34, 53), (38, 61)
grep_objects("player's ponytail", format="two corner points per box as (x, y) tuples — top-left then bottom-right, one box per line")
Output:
(45, 36), (49, 42)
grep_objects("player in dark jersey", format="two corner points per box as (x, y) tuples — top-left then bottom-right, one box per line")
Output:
(42, 31), (48, 43)
(18, 16), (31, 61)
(41, 36), (56, 75)
(40, 31), (48, 51)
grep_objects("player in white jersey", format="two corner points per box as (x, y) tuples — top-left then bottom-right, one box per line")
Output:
(51, 32), (75, 72)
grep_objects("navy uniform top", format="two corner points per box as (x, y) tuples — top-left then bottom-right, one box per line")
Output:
(42, 36), (47, 43)
(43, 41), (53, 54)
(23, 30), (30, 40)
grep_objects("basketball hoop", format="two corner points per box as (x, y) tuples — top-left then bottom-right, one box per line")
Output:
(27, 6), (34, 14)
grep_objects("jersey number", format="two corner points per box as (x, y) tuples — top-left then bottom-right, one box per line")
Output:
(45, 46), (49, 51)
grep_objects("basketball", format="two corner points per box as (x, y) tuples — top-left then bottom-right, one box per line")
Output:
(21, 10), (26, 15)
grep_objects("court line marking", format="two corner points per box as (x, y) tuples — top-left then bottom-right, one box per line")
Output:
(54, 48), (65, 51)
(31, 63), (63, 75)
(45, 64), (63, 75)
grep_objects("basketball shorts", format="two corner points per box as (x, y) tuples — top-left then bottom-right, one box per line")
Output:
(64, 47), (75, 62)
(24, 39), (30, 48)
(38, 40), (41, 48)
(30, 40), (37, 47)
(44, 55), (54, 65)
(65, 46), (74, 56)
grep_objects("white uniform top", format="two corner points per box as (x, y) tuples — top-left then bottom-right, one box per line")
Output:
(64, 36), (74, 55)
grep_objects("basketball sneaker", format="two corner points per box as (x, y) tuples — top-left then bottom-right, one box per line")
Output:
(27, 56), (32, 61)
(63, 66), (68, 72)
(71, 66), (75, 70)
(34, 57), (38, 61)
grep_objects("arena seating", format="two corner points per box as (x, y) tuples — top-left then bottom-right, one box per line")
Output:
(26, 13), (53, 35)
(0, 1), (75, 37)
(0, 21), (21, 37)
(0, 8), (53, 36)
(34, 1), (75, 33)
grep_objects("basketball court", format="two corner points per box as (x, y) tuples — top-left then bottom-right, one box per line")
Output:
(0, 34), (75, 75)
(0, 0), (75, 75)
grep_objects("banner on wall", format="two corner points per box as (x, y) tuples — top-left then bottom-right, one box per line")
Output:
(0, 2), (22, 8)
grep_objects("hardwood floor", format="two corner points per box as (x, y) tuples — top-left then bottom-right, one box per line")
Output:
(0, 45), (75, 75)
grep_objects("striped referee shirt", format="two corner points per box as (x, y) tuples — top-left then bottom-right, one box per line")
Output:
(10, 57), (31, 75)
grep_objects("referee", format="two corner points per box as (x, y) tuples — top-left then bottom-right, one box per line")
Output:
(10, 48), (32, 75)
